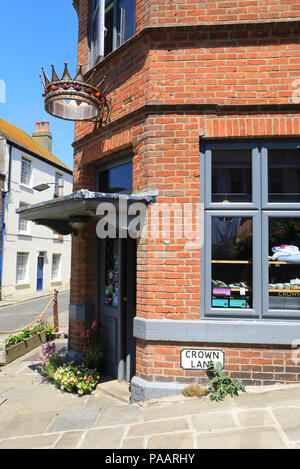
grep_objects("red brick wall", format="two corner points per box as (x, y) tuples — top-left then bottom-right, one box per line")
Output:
(77, 0), (90, 73)
(69, 0), (300, 385)
(137, 341), (300, 386)
(137, 0), (300, 29)
(74, 21), (300, 146)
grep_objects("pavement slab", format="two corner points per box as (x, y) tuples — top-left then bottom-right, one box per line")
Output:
(196, 426), (286, 449)
(0, 434), (59, 449)
(121, 437), (146, 449)
(237, 409), (275, 427)
(147, 432), (195, 449)
(0, 411), (56, 439)
(127, 417), (190, 438)
(48, 406), (102, 433)
(80, 426), (126, 449)
(271, 407), (300, 444)
(192, 411), (237, 433)
(95, 404), (143, 427)
(54, 431), (85, 449)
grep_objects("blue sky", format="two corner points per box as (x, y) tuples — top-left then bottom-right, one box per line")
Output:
(0, 1), (79, 170)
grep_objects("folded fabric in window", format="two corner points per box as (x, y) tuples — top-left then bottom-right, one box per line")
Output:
(271, 245), (300, 262)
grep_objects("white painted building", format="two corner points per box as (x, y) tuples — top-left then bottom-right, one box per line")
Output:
(0, 119), (73, 300)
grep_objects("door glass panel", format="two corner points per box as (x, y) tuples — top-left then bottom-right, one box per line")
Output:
(269, 217), (300, 310)
(104, 239), (119, 307)
(268, 149), (300, 203)
(211, 216), (253, 309)
(212, 150), (252, 203)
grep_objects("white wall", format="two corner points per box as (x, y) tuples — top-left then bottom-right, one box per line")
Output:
(1, 142), (73, 300)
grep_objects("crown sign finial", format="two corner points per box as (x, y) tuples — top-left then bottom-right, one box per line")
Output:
(51, 64), (60, 83)
(62, 63), (72, 81)
(42, 67), (51, 87)
(40, 63), (110, 123)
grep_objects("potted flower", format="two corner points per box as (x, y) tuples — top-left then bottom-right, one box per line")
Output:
(82, 321), (104, 371)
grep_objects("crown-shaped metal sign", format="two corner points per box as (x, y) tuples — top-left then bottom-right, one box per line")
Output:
(40, 63), (110, 123)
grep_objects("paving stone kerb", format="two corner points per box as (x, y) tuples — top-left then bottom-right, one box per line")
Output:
(0, 343), (300, 449)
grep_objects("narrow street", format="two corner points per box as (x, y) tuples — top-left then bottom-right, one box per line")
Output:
(0, 291), (70, 341)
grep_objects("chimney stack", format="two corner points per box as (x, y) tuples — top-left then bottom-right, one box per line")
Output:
(32, 121), (52, 153)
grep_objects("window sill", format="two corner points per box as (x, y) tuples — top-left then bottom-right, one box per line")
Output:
(51, 280), (62, 286)
(19, 184), (33, 192)
(15, 282), (30, 289)
(134, 317), (300, 346)
(18, 233), (32, 238)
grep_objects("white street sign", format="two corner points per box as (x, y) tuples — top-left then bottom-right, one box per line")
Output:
(180, 349), (224, 370)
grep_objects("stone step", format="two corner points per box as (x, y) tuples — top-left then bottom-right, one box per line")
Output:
(96, 376), (130, 404)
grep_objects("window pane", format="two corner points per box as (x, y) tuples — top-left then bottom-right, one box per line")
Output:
(211, 216), (253, 309)
(52, 254), (61, 280)
(99, 161), (133, 193)
(104, 2), (114, 56)
(16, 253), (28, 283)
(55, 173), (63, 197)
(211, 150), (252, 203)
(118, 0), (136, 44)
(268, 149), (300, 203)
(269, 217), (300, 310)
(18, 202), (28, 232)
(21, 158), (31, 185)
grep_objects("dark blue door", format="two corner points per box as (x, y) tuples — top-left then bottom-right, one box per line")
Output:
(37, 256), (44, 291)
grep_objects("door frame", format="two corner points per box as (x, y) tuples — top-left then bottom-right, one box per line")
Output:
(97, 237), (136, 382)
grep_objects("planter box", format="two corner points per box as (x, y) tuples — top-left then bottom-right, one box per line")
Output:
(1, 332), (48, 365)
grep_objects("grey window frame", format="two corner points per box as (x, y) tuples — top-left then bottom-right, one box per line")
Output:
(203, 142), (261, 210)
(201, 139), (300, 321)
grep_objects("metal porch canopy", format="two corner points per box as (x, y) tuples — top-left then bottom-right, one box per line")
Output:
(16, 189), (157, 235)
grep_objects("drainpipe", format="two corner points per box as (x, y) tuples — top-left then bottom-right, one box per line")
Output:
(0, 143), (11, 299)
(0, 190), (6, 299)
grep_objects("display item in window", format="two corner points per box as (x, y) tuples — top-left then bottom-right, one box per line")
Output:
(270, 245), (300, 263)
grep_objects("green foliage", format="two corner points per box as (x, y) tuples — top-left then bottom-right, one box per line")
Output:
(37, 342), (100, 396)
(207, 361), (246, 402)
(54, 363), (100, 395)
(5, 321), (55, 347)
(82, 321), (104, 369)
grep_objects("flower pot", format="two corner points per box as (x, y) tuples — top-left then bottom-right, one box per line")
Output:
(5, 341), (27, 364)
(4, 331), (49, 365)
(25, 332), (47, 352)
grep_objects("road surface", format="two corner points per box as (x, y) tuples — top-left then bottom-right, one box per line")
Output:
(0, 291), (70, 341)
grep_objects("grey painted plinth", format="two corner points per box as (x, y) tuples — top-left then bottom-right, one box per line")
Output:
(66, 350), (84, 365)
(130, 376), (187, 402)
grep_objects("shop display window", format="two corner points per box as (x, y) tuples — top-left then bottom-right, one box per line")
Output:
(201, 139), (300, 319)
(211, 216), (253, 310)
(268, 217), (300, 311)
